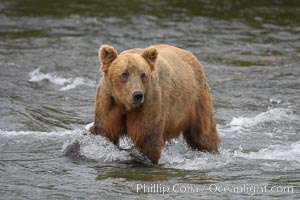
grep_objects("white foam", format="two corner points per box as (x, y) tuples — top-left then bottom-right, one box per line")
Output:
(62, 131), (133, 162)
(160, 144), (233, 170)
(228, 108), (299, 128)
(29, 68), (95, 91)
(59, 77), (95, 91)
(234, 141), (300, 162)
(59, 117), (300, 170)
(29, 68), (70, 85)
(66, 127), (232, 169)
(84, 122), (94, 130)
(161, 140), (300, 170)
(60, 126), (300, 170)
(0, 130), (73, 137)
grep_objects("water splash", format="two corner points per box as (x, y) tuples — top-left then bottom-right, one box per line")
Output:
(62, 130), (134, 162)
(75, 107), (300, 170)
(29, 68), (95, 91)
(0, 129), (73, 137)
(233, 141), (300, 162)
(228, 108), (299, 129)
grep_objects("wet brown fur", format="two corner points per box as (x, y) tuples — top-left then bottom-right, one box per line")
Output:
(90, 44), (220, 164)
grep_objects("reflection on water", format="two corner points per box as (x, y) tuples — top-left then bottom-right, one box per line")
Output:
(0, 0), (299, 199)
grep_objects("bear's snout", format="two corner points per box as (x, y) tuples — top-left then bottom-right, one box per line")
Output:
(132, 91), (144, 105)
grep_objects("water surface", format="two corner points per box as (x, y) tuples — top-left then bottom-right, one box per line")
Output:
(0, 0), (299, 199)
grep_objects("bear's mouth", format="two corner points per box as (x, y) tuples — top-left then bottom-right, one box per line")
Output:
(133, 101), (143, 107)
(129, 102), (143, 112)
(122, 101), (143, 112)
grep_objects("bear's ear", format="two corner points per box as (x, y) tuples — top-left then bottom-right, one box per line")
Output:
(141, 47), (158, 71)
(99, 45), (118, 73)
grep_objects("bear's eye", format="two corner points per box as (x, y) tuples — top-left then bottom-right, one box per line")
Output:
(121, 71), (129, 81)
(141, 72), (146, 81)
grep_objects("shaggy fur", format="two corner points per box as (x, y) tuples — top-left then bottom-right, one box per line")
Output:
(90, 44), (220, 164)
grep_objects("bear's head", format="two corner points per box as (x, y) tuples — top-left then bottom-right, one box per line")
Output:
(98, 45), (158, 111)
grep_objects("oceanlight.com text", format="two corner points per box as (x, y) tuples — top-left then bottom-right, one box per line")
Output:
(135, 183), (294, 196)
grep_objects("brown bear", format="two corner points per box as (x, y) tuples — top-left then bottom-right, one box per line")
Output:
(90, 44), (220, 164)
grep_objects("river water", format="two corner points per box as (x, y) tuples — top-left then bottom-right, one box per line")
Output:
(0, 0), (299, 199)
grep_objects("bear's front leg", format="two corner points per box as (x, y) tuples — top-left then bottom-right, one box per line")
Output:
(90, 90), (124, 145)
(139, 133), (164, 164)
(127, 127), (163, 165)
(90, 113), (123, 145)
(90, 106), (124, 145)
(127, 111), (164, 164)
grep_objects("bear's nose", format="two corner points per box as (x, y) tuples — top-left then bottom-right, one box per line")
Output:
(132, 91), (144, 105)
